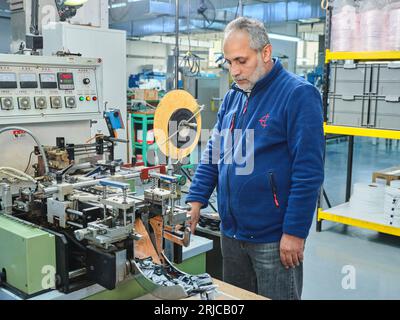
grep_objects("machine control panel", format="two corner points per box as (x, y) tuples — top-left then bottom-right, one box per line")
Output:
(20, 73), (38, 89)
(0, 54), (103, 124)
(0, 72), (18, 89)
(57, 72), (75, 90)
(39, 73), (57, 89)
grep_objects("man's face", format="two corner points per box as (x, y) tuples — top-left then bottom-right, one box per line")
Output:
(223, 31), (270, 92)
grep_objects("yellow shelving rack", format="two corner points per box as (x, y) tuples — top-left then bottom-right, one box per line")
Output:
(325, 49), (400, 63)
(317, 6), (400, 235)
(318, 123), (400, 235)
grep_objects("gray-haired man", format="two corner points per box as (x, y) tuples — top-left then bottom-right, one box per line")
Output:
(186, 17), (324, 300)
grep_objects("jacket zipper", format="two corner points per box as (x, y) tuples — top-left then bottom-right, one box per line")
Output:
(237, 96), (250, 131)
(227, 95), (250, 236)
(226, 166), (238, 235)
(229, 96), (249, 132)
(268, 172), (280, 208)
(230, 112), (236, 132)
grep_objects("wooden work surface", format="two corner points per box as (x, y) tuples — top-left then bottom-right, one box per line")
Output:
(137, 278), (269, 300)
(209, 279), (269, 300)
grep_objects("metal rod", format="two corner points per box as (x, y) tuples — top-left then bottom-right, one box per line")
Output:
(43, 173), (140, 194)
(68, 268), (86, 279)
(317, 6), (332, 232)
(322, 5), (332, 123)
(345, 136), (354, 202)
(71, 147), (97, 151)
(175, 0), (179, 89)
(67, 143), (97, 149)
(66, 208), (83, 216)
(70, 148), (97, 153)
(66, 221), (84, 228)
(323, 188), (332, 208)
(73, 152), (97, 156)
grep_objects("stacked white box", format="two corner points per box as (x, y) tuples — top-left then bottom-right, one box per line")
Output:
(384, 186), (400, 227)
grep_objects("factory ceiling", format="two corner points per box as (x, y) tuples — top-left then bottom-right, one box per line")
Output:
(108, 0), (326, 37)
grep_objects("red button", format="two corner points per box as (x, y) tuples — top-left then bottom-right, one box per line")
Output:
(93, 96), (97, 101)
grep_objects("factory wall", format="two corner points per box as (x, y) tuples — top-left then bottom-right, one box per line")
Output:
(268, 23), (298, 73)
(126, 40), (169, 76)
(271, 38), (298, 73)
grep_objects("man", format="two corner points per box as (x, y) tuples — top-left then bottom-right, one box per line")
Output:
(185, 17), (324, 300)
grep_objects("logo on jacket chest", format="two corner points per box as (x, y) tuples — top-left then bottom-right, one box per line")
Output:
(259, 113), (270, 128)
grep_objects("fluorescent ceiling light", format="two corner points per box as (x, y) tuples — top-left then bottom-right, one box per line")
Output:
(269, 33), (300, 42)
(63, 0), (88, 6)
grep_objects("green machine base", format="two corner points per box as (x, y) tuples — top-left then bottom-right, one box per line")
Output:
(0, 215), (56, 296)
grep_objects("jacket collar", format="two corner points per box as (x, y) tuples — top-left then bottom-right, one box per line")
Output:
(231, 58), (283, 96)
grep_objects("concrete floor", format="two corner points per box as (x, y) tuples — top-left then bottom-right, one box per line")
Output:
(303, 137), (400, 300)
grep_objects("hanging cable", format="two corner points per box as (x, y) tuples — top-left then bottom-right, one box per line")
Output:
(180, 51), (201, 77)
(321, 0), (329, 10)
(179, 0), (201, 77)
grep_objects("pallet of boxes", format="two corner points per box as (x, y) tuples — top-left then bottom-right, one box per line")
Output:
(373, 166), (400, 228)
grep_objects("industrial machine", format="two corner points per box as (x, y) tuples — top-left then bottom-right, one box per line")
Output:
(0, 150), (214, 299)
(0, 54), (215, 300)
(0, 149), (214, 296)
(0, 53), (104, 174)
(0, 54), (102, 125)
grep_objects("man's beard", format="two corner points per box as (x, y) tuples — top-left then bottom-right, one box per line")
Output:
(235, 54), (267, 92)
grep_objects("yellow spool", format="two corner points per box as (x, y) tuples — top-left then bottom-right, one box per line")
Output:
(154, 90), (201, 160)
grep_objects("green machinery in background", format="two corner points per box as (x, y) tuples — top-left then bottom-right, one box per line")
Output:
(130, 111), (157, 166)
(130, 111), (195, 170)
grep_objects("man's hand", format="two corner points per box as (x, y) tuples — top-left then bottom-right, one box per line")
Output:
(280, 233), (305, 269)
(187, 202), (203, 234)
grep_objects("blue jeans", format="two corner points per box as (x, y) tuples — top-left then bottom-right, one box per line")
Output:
(220, 235), (303, 300)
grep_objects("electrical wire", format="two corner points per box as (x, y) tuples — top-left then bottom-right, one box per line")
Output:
(0, 127), (49, 175)
(0, 167), (37, 183)
(24, 151), (35, 173)
(180, 51), (201, 77)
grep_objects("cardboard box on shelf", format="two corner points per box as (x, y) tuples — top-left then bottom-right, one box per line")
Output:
(134, 89), (159, 101)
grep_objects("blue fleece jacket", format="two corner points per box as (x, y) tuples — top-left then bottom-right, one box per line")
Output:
(186, 58), (324, 243)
